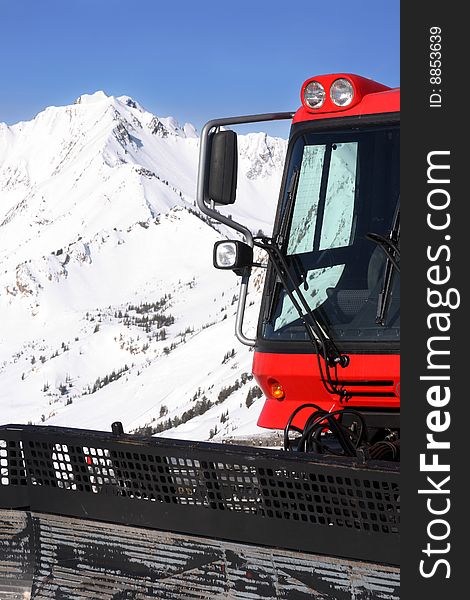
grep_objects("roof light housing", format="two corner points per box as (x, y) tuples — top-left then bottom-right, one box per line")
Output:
(300, 74), (391, 114)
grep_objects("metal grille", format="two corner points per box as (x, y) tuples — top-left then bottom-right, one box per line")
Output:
(258, 467), (399, 533)
(0, 425), (400, 565)
(0, 438), (26, 487)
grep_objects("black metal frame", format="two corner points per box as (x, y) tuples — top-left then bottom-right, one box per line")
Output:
(0, 424), (399, 566)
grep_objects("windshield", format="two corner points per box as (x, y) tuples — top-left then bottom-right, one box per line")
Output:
(261, 124), (400, 348)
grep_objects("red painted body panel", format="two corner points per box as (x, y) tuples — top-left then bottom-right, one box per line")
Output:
(253, 351), (400, 429)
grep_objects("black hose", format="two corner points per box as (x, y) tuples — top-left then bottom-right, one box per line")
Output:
(283, 403), (324, 451)
(284, 404), (368, 456)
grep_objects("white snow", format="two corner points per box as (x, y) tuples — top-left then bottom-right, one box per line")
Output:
(0, 91), (287, 442)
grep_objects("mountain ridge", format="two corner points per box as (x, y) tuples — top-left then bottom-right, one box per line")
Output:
(0, 92), (287, 442)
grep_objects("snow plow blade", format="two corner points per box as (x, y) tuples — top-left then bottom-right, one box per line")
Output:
(0, 425), (399, 598)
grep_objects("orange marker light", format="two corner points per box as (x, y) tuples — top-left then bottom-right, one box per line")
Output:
(269, 380), (285, 400)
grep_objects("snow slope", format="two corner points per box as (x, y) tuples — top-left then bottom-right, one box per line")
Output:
(0, 92), (286, 441)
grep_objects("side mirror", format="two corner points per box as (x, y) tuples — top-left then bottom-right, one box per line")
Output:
(208, 130), (238, 205)
(213, 240), (253, 275)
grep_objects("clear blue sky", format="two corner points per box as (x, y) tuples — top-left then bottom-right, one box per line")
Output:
(1, 0), (399, 135)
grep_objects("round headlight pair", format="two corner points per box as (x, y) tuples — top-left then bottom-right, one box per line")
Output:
(304, 78), (354, 109)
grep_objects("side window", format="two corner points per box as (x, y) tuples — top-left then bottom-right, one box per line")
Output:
(319, 142), (357, 250)
(287, 145), (326, 255)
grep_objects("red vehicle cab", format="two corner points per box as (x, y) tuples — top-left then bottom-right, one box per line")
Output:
(254, 74), (400, 430)
(198, 73), (400, 438)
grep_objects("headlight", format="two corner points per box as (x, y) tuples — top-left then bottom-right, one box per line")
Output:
(303, 81), (326, 109)
(215, 242), (237, 268)
(213, 240), (254, 273)
(330, 78), (354, 107)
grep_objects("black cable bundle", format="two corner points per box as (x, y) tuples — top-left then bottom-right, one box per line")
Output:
(283, 403), (368, 456)
(369, 439), (400, 460)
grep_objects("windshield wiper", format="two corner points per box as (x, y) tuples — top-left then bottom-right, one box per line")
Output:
(365, 233), (400, 273)
(255, 236), (349, 369)
(276, 167), (300, 248)
(263, 167), (300, 324)
(367, 200), (400, 326)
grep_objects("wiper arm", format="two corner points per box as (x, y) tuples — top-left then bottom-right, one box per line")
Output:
(366, 232), (400, 272)
(367, 202), (400, 326)
(263, 167), (300, 324)
(255, 237), (352, 404)
(276, 167), (300, 248)
(255, 237), (349, 369)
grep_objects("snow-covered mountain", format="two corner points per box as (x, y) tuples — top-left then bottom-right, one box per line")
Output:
(0, 91), (287, 442)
